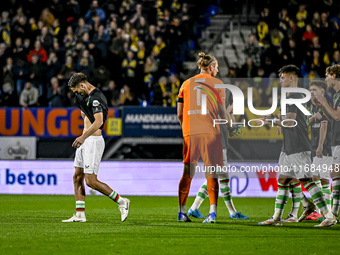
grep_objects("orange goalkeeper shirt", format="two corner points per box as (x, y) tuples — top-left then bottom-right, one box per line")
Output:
(178, 73), (226, 137)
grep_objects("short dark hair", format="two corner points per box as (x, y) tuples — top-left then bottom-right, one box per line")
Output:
(309, 80), (327, 92)
(326, 64), (340, 78)
(278, 65), (300, 77)
(68, 72), (88, 88)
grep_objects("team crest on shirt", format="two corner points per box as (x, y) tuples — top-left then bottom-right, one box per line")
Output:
(93, 100), (100, 107)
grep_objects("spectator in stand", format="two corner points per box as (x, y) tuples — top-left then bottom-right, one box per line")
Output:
(169, 73), (181, 107)
(92, 25), (110, 60)
(302, 24), (316, 48)
(63, 26), (76, 46)
(256, 17), (270, 48)
(240, 57), (257, 78)
(47, 77), (64, 107)
(12, 16), (30, 42)
(102, 80), (120, 107)
(129, 4), (145, 28)
(306, 50), (325, 77)
(270, 28), (284, 57)
(318, 12), (331, 48)
(121, 50), (137, 86)
(278, 8), (290, 33)
(0, 82), (17, 106)
(85, 0), (106, 24)
(331, 50), (340, 65)
(2, 57), (15, 94)
(0, 42), (10, 68)
(93, 65), (110, 89)
(39, 26), (54, 52)
(28, 17), (39, 41)
(0, 19), (11, 46)
(119, 84), (138, 105)
(22, 38), (32, 56)
(12, 37), (26, 61)
(152, 76), (170, 106)
(46, 51), (62, 82)
(144, 56), (158, 87)
(51, 40), (64, 62)
(19, 81), (39, 107)
(145, 24), (158, 53)
(27, 40), (48, 63)
(244, 33), (260, 66)
(311, 11), (321, 32)
(39, 8), (55, 28)
(28, 54), (46, 97)
(57, 55), (76, 87)
(76, 49), (95, 79)
(14, 58), (29, 97)
(136, 16), (148, 40)
(283, 38), (302, 66)
(74, 17), (90, 39)
(296, 4), (307, 28)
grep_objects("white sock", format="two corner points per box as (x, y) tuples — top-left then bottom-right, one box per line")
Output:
(301, 195), (312, 207)
(209, 204), (217, 214)
(76, 200), (85, 217)
(109, 191), (124, 205)
(313, 182), (322, 214)
(179, 205), (186, 213)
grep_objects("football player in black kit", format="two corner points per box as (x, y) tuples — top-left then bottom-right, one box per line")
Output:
(315, 64), (340, 219)
(62, 73), (130, 223)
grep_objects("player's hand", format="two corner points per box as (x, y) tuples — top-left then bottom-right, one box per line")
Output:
(257, 116), (268, 126)
(226, 104), (233, 114)
(314, 112), (322, 120)
(228, 125), (242, 137)
(72, 135), (85, 148)
(277, 126), (281, 136)
(316, 147), (323, 158)
(315, 93), (327, 106)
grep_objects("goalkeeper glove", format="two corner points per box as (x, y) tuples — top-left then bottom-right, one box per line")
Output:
(228, 125), (242, 137)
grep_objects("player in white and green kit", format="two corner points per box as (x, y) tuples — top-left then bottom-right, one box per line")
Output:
(258, 65), (337, 227)
(315, 64), (340, 219)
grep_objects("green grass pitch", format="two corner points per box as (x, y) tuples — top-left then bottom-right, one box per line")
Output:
(0, 195), (339, 255)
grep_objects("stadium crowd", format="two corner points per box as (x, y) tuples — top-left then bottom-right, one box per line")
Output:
(237, 0), (340, 106)
(0, 0), (207, 107)
(1, 0), (340, 108)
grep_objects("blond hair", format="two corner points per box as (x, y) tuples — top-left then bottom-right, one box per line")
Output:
(197, 52), (216, 70)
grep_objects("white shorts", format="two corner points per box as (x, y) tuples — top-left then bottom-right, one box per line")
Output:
(332, 146), (340, 165)
(278, 151), (312, 179)
(312, 156), (332, 179)
(74, 136), (105, 175)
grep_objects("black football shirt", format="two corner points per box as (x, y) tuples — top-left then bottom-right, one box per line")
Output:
(281, 92), (311, 155)
(75, 88), (108, 130)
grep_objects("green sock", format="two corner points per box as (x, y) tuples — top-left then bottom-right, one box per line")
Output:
(273, 182), (289, 220)
(322, 183), (332, 212)
(289, 182), (303, 218)
(190, 181), (208, 210)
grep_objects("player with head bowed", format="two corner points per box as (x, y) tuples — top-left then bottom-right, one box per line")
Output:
(62, 72), (130, 223)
